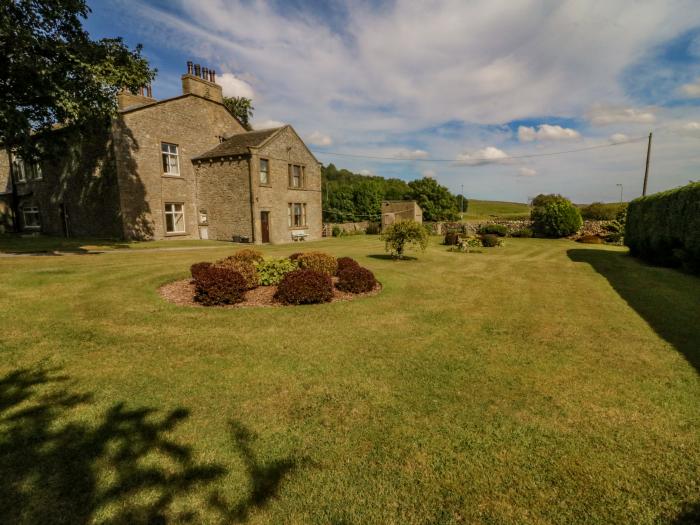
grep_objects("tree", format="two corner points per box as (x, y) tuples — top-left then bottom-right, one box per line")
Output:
(406, 177), (460, 221)
(531, 200), (583, 237)
(223, 97), (254, 131)
(1, 0), (156, 161)
(530, 194), (568, 208)
(381, 220), (429, 259)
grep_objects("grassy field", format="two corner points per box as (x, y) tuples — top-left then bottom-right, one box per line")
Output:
(462, 199), (531, 220)
(1, 235), (698, 524)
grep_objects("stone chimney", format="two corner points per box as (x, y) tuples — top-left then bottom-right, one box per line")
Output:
(181, 61), (223, 103)
(117, 85), (156, 110)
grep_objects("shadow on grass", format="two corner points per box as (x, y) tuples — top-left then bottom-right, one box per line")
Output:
(568, 248), (700, 374)
(670, 502), (700, 524)
(367, 254), (418, 261)
(0, 366), (299, 524)
(0, 234), (131, 255)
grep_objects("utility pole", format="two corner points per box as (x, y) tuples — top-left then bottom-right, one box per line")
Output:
(642, 132), (652, 196)
(460, 184), (464, 215)
(616, 183), (623, 203)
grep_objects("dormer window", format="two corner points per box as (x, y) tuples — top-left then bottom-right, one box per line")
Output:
(161, 143), (180, 175)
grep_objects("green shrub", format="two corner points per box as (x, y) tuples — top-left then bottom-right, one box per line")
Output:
(193, 265), (246, 306)
(336, 257), (360, 275)
(296, 251), (338, 275)
(510, 228), (533, 238)
(332, 225), (342, 237)
(336, 265), (377, 293)
(478, 224), (507, 237)
(581, 202), (626, 220)
(531, 199), (583, 237)
(190, 262), (212, 281)
(275, 269), (333, 305)
(381, 220), (429, 258)
(531, 194), (568, 207)
(625, 182), (700, 273)
(255, 258), (298, 286)
(215, 257), (258, 290)
(444, 231), (460, 245)
(480, 234), (503, 247)
(228, 248), (264, 264)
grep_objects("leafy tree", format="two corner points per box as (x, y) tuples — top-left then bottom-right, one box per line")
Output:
(530, 194), (568, 208)
(381, 220), (429, 259)
(531, 199), (583, 237)
(1, 0), (155, 161)
(223, 97), (254, 131)
(406, 177), (460, 221)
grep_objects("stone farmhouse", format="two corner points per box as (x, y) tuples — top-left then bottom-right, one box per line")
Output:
(0, 62), (322, 244)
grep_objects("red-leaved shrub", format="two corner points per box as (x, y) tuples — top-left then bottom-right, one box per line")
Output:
(190, 262), (212, 281)
(335, 257), (360, 275)
(274, 269), (333, 305)
(215, 257), (258, 289)
(193, 265), (247, 306)
(336, 265), (377, 293)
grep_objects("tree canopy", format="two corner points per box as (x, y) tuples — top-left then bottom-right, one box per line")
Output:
(223, 97), (254, 131)
(1, 0), (156, 160)
(405, 177), (460, 221)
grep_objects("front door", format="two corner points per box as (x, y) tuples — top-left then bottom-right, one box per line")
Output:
(261, 211), (270, 243)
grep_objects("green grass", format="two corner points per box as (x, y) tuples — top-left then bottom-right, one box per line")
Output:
(1, 236), (698, 524)
(462, 199), (531, 220)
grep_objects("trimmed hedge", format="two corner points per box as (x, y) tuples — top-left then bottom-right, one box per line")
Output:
(625, 182), (700, 273)
(296, 251), (338, 275)
(193, 265), (247, 306)
(274, 269), (333, 305)
(190, 262), (212, 281)
(478, 224), (507, 237)
(336, 265), (377, 293)
(336, 257), (360, 275)
(480, 234), (501, 247)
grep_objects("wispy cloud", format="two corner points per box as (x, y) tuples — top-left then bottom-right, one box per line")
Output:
(518, 124), (580, 142)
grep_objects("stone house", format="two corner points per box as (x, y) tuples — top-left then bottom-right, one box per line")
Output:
(0, 62), (322, 244)
(381, 200), (422, 230)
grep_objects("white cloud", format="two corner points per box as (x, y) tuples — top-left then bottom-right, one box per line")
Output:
(307, 131), (333, 146)
(609, 133), (629, 142)
(517, 167), (537, 177)
(588, 105), (656, 125)
(422, 169), (436, 178)
(682, 121), (700, 131)
(358, 169), (374, 176)
(679, 78), (700, 97)
(395, 148), (429, 160)
(456, 146), (508, 166)
(217, 72), (254, 99)
(253, 119), (285, 130)
(518, 124), (580, 142)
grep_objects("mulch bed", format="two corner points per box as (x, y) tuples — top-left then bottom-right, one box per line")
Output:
(159, 277), (382, 308)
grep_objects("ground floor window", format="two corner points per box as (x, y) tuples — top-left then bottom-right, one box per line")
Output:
(21, 204), (41, 229)
(164, 203), (185, 233)
(288, 202), (307, 227)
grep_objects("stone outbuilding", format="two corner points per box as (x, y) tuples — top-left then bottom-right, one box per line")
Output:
(381, 200), (423, 230)
(0, 62), (322, 244)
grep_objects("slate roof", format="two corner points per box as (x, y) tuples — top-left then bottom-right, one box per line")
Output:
(193, 127), (285, 160)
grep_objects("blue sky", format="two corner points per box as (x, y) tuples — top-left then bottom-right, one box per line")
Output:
(85, 0), (700, 202)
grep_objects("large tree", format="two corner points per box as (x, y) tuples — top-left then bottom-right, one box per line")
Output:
(223, 96), (254, 131)
(406, 177), (460, 221)
(1, 0), (155, 160)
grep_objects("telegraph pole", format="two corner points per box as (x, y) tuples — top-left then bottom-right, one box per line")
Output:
(642, 132), (652, 196)
(460, 184), (464, 214)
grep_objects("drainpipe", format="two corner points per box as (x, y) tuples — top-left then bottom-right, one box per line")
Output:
(247, 149), (258, 243)
(7, 148), (20, 232)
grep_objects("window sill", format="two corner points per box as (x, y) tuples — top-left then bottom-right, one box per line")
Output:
(287, 187), (306, 190)
(259, 184), (272, 188)
(288, 226), (308, 230)
(162, 174), (183, 179)
(165, 232), (188, 237)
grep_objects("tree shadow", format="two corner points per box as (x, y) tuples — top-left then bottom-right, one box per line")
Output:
(669, 501), (700, 524)
(0, 366), (300, 524)
(567, 248), (700, 373)
(367, 254), (418, 261)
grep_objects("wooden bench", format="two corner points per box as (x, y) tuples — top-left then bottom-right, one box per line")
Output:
(291, 230), (309, 242)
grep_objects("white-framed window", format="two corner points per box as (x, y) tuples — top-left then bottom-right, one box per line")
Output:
(161, 143), (180, 175)
(288, 203), (307, 227)
(288, 164), (305, 188)
(30, 163), (43, 180)
(21, 204), (41, 229)
(260, 158), (269, 184)
(164, 203), (185, 233)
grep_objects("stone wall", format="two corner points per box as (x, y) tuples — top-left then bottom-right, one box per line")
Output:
(324, 221), (377, 235)
(427, 218), (611, 237)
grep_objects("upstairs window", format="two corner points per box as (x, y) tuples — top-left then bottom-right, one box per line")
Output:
(260, 158), (269, 184)
(288, 202), (307, 227)
(164, 203), (185, 233)
(11, 154), (42, 182)
(161, 143), (180, 175)
(288, 164), (305, 188)
(21, 204), (41, 229)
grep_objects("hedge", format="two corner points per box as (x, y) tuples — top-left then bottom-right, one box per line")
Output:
(625, 182), (700, 273)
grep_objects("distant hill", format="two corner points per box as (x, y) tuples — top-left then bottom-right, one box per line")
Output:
(462, 199), (531, 221)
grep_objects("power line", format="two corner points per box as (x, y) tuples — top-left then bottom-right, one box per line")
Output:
(311, 135), (649, 163)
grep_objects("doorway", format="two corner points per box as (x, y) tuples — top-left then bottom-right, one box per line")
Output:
(260, 211), (270, 243)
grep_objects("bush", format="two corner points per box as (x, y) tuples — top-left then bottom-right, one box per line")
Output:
(228, 248), (264, 264)
(581, 202), (626, 220)
(480, 234), (503, 247)
(366, 223), (381, 235)
(444, 231), (461, 245)
(289, 252), (303, 262)
(336, 257), (360, 275)
(531, 194), (568, 207)
(381, 220), (429, 258)
(332, 225), (342, 237)
(255, 258), (298, 286)
(193, 265), (246, 306)
(577, 235), (605, 244)
(190, 262), (212, 281)
(215, 257), (258, 289)
(510, 228), (533, 238)
(275, 269), (333, 305)
(296, 251), (338, 275)
(625, 182), (700, 273)
(531, 199), (583, 237)
(336, 265), (377, 293)
(478, 224), (507, 237)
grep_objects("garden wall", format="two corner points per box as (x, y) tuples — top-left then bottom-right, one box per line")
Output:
(427, 219), (608, 237)
(323, 221), (380, 236)
(625, 182), (700, 273)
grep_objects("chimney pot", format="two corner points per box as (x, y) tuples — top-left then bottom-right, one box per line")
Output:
(187, 61), (193, 75)
(211, 69), (216, 83)
(202, 66), (208, 80)
(194, 64), (201, 77)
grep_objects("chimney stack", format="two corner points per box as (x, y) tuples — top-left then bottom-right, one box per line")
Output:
(181, 60), (222, 103)
(187, 61), (193, 75)
(117, 83), (156, 110)
(210, 69), (216, 83)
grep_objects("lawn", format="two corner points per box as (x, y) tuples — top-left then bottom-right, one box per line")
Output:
(1, 235), (698, 524)
(461, 199), (531, 220)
